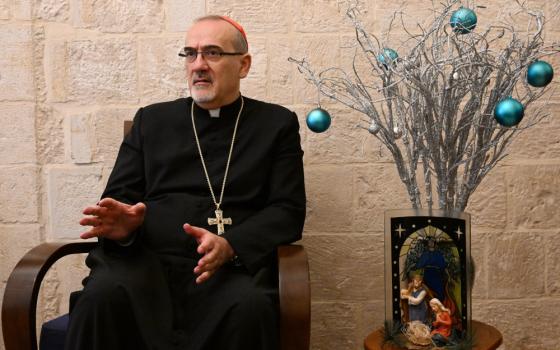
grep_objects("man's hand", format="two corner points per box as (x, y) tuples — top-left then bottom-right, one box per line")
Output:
(79, 198), (146, 241)
(400, 289), (410, 299)
(183, 223), (235, 284)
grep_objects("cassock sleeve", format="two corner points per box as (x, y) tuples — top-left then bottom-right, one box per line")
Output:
(102, 108), (145, 204)
(222, 112), (306, 274)
(98, 108), (146, 254)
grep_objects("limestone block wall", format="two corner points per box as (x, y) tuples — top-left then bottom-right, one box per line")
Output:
(0, 0), (559, 349)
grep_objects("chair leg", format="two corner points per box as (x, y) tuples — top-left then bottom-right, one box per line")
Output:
(277, 244), (310, 350)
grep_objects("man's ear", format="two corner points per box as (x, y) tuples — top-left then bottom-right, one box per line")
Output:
(239, 54), (252, 79)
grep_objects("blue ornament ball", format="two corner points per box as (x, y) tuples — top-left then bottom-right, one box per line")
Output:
(377, 48), (399, 67)
(494, 97), (524, 127)
(306, 108), (331, 133)
(527, 60), (554, 87)
(450, 7), (477, 34)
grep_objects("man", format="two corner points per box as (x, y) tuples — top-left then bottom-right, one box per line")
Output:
(65, 15), (306, 350)
(400, 273), (428, 324)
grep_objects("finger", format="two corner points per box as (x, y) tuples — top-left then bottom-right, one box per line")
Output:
(82, 205), (100, 216)
(131, 202), (146, 216)
(198, 243), (220, 264)
(197, 239), (213, 255)
(183, 223), (206, 238)
(195, 252), (217, 271)
(194, 264), (207, 275)
(80, 227), (102, 239)
(196, 270), (213, 284)
(195, 258), (219, 275)
(79, 216), (102, 227)
(198, 234), (221, 255)
(83, 205), (109, 217)
(98, 197), (120, 210)
(184, 224), (209, 247)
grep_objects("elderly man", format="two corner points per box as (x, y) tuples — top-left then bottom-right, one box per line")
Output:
(65, 15), (306, 350)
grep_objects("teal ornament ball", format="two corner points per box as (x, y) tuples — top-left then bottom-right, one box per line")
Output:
(306, 108), (331, 133)
(450, 7), (477, 34)
(527, 60), (554, 87)
(494, 97), (524, 127)
(377, 48), (399, 67)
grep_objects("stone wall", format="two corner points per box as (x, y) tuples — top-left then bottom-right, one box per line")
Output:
(1, 1), (559, 349)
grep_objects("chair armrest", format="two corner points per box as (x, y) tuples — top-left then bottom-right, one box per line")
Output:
(277, 244), (310, 350)
(2, 241), (97, 350)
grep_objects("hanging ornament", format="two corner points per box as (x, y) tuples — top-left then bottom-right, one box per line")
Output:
(368, 121), (380, 135)
(377, 48), (399, 68)
(306, 108), (331, 133)
(527, 60), (554, 87)
(494, 97), (524, 127)
(450, 7), (477, 34)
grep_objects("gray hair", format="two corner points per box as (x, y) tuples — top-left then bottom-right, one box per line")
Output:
(193, 15), (248, 53)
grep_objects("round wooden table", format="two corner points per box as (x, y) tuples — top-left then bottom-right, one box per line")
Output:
(364, 320), (502, 350)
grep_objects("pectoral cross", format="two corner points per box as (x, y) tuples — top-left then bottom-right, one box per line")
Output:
(208, 209), (232, 235)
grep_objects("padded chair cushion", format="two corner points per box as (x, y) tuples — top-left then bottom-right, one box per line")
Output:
(39, 314), (68, 350)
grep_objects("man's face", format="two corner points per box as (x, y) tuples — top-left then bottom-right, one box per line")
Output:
(185, 19), (251, 109)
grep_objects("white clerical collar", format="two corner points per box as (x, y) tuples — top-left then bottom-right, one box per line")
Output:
(209, 108), (220, 118)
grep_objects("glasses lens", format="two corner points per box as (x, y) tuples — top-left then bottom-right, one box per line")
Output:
(180, 48), (197, 62)
(203, 49), (222, 61)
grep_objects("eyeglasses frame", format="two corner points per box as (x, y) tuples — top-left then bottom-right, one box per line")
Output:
(178, 47), (246, 63)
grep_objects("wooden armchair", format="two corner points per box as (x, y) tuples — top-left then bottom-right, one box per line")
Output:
(2, 121), (310, 350)
(2, 243), (310, 350)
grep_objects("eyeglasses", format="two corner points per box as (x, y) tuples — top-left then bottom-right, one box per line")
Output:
(178, 47), (245, 63)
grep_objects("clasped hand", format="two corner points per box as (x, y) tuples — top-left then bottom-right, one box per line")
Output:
(79, 198), (234, 284)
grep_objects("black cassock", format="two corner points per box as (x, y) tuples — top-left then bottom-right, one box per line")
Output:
(65, 96), (306, 350)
